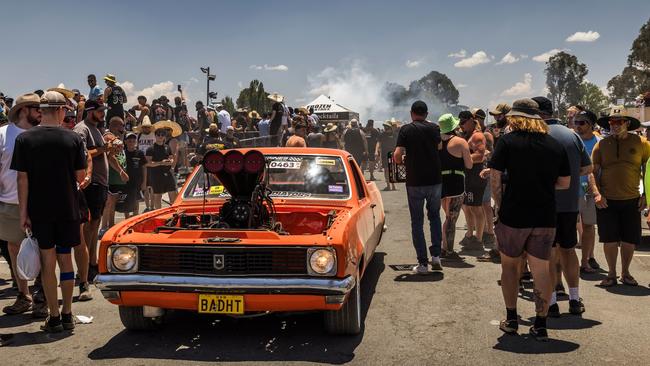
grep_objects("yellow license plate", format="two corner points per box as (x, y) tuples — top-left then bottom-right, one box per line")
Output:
(198, 294), (244, 314)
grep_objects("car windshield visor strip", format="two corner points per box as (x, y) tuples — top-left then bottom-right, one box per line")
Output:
(95, 274), (356, 296)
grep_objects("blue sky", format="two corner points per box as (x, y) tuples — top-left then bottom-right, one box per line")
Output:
(1, 0), (649, 120)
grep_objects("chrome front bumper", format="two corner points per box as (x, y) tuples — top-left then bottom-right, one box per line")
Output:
(95, 274), (356, 296)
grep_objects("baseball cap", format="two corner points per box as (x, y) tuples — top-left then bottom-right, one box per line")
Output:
(458, 110), (474, 121)
(84, 99), (106, 112)
(125, 132), (138, 139)
(532, 96), (553, 116)
(472, 108), (486, 119)
(574, 110), (597, 125)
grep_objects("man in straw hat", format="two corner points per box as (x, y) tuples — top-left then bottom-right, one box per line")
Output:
(268, 92), (285, 146)
(489, 98), (570, 341)
(74, 99), (111, 282)
(393, 101), (443, 274)
(0, 93), (47, 317)
(12, 91), (88, 332)
(591, 106), (650, 287)
(103, 74), (126, 124)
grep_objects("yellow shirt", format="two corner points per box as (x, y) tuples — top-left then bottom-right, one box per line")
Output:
(592, 133), (650, 200)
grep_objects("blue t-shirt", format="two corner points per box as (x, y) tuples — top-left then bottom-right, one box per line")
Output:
(580, 135), (601, 196)
(258, 119), (270, 137)
(547, 120), (591, 212)
(88, 86), (103, 101)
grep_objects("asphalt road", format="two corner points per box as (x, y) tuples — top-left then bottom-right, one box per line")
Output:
(1, 174), (650, 365)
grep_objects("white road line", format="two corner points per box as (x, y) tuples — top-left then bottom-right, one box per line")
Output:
(634, 254), (650, 257)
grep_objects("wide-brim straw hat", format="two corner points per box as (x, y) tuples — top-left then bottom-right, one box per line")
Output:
(47, 84), (75, 99)
(248, 110), (261, 119)
(267, 93), (284, 103)
(205, 123), (219, 133)
(596, 106), (641, 131)
(324, 123), (337, 133)
(133, 115), (153, 133)
(153, 120), (183, 137)
(7, 93), (40, 122)
(103, 74), (117, 83)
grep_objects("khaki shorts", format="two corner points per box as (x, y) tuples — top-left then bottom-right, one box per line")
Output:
(495, 222), (555, 260)
(579, 194), (597, 226)
(0, 201), (26, 243)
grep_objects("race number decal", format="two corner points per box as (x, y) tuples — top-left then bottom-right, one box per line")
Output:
(269, 160), (301, 169)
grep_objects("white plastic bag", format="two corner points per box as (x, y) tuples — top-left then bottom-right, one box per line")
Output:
(17, 230), (41, 280)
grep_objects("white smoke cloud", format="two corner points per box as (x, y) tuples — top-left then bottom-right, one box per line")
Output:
(249, 64), (289, 71)
(120, 78), (199, 108)
(405, 59), (422, 68)
(566, 31), (600, 42)
(501, 73), (533, 97)
(532, 49), (566, 62)
(448, 49), (467, 58)
(306, 60), (391, 120)
(457, 84), (468, 88)
(454, 51), (491, 68)
(496, 52), (521, 65)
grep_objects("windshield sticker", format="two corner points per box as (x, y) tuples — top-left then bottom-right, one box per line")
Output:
(269, 160), (302, 169)
(209, 185), (225, 195)
(316, 159), (336, 166)
(270, 191), (313, 198)
(328, 185), (344, 193)
(267, 156), (302, 162)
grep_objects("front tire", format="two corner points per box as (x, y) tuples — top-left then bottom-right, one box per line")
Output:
(118, 306), (162, 331)
(324, 273), (361, 335)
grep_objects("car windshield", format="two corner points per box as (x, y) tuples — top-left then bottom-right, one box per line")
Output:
(183, 154), (351, 200)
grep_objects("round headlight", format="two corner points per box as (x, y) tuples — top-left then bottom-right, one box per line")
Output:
(112, 246), (137, 272)
(309, 249), (335, 274)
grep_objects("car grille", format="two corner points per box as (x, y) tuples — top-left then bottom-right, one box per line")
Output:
(137, 245), (308, 276)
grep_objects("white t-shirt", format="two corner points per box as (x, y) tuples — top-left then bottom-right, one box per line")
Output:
(0, 123), (27, 204)
(138, 132), (156, 153)
(217, 110), (231, 134)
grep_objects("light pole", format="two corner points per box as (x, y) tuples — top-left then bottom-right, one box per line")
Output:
(200, 66), (216, 106)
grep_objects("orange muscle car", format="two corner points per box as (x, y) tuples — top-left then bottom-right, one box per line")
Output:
(95, 148), (385, 335)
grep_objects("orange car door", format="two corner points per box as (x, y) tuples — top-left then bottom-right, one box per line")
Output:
(348, 158), (374, 259)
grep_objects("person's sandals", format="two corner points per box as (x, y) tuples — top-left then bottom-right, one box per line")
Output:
(2, 294), (33, 315)
(598, 276), (617, 287)
(620, 274), (638, 286)
(499, 319), (518, 334)
(529, 326), (549, 342)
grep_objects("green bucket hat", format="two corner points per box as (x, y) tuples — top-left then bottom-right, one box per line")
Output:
(438, 113), (460, 134)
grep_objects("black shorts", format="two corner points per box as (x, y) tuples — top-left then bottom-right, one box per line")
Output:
(463, 164), (486, 206)
(553, 212), (578, 249)
(596, 198), (641, 245)
(109, 184), (127, 195)
(31, 220), (81, 250)
(151, 169), (177, 194)
(78, 189), (89, 224)
(83, 183), (108, 220)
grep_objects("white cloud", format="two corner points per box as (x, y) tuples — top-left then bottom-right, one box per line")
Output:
(457, 84), (468, 88)
(501, 73), (533, 97)
(249, 64), (289, 71)
(120, 81), (178, 108)
(448, 49), (467, 58)
(454, 51), (491, 68)
(566, 31), (600, 42)
(532, 49), (565, 62)
(405, 59), (422, 68)
(496, 52), (521, 65)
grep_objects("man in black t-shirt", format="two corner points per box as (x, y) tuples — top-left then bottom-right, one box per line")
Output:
(363, 120), (380, 180)
(268, 93), (284, 146)
(103, 74), (126, 124)
(12, 91), (87, 333)
(394, 101), (443, 273)
(488, 98), (571, 341)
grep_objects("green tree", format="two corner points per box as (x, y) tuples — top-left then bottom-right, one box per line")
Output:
(220, 96), (235, 115)
(545, 51), (588, 116)
(607, 18), (650, 103)
(236, 79), (272, 112)
(408, 71), (459, 106)
(578, 82), (609, 114)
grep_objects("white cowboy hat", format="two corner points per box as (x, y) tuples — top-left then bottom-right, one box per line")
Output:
(267, 93), (284, 103)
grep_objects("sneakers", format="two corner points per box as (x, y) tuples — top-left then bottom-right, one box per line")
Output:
(412, 264), (428, 274)
(430, 257), (443, 271)
(588, 258), (600, 270)
(61, 313), (75, 330)
(31, 301), (49, 319)
(78, 282), (93, 302)
(499, 319), (518, 334)
(477, 249), (500, 263)
(40, 315), (64, 333)
(555, 283), (567, 297)
(529, 326), (549, 342)
(569, 299), (585, 315)
(548, 303), (561, 318)
(2, 293), (32, 315)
